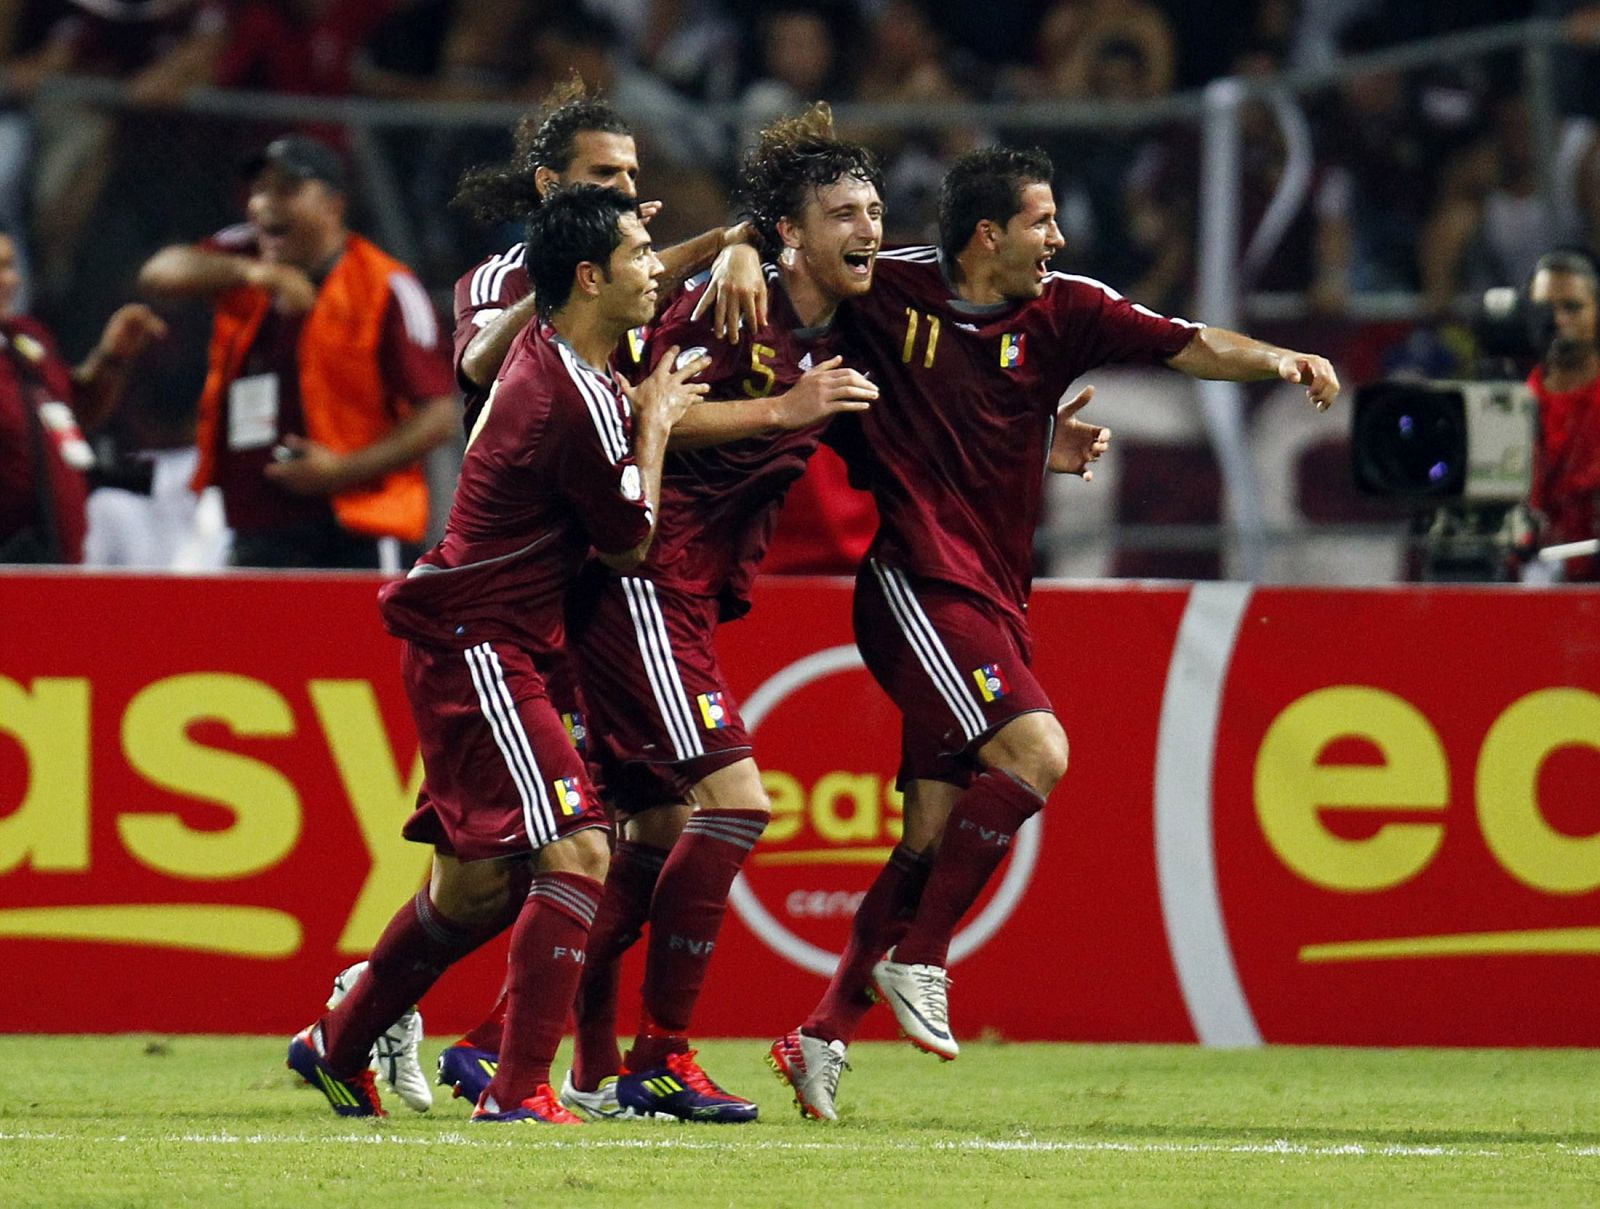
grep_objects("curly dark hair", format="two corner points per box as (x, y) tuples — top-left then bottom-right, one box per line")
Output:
(523, 185), (639, 319)
(734, 103), (883, 257)
(937, 146), (1054, 263)
(452, 76), (633, 225)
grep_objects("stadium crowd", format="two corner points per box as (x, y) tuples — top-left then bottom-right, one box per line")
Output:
(0, 0), (1594, 577)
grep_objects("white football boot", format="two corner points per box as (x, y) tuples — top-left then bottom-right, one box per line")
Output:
(327, 961), (434, 1112)
(768, 1029), (849, 1121)
(870, 949), (959, 1060)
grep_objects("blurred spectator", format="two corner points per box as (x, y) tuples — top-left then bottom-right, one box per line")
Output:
(738, 3), (857, 135)
(0, 0), (227, 302)
(622, 0), (741, 103)
(1014, 0), (1175, 101)
(851, 0), (980, 243)
(1526, 247), (1600, 580)
(213, 1), (396, 98)
(1422, 94), (1559, 314)
(138, 135), (456, 570)
(525, 9), (719, 167)
(1028, 31), (1177, 292)
(0, 228), (167, 564)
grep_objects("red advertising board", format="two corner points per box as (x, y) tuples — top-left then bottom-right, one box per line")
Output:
(1, 571), (1596, 1045)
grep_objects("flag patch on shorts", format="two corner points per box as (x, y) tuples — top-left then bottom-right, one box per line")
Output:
(697, 691), (730, 729)
(562, 710), (588, 753)
(552, 776), (585, 815)
(972, 663), (1009, 702)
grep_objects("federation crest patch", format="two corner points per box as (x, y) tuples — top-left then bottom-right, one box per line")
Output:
(620, 464), (643, 501)
(972, 663), (1010, 703)
(562, 710), (588, 753)
(697, 691), (731, 730)
(552, 776), (585, 816)
(1000, 332), (1026, 369)
(674, 345), (710, 371)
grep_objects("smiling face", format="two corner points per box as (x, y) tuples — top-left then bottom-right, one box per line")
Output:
(246, 166), (345, 269)
(594, 211), (663, 330)
(987, 181), (1064, 301)
(781, 174), (883, 305)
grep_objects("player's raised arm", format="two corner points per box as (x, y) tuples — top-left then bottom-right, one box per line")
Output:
(1166, 325), (1341, 411)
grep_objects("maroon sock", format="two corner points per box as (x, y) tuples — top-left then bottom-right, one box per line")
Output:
(320, 890), (494, 1074)
(626, 808), (767, 1070)
(455, 864), (532, 1053)
(459, 989), (507, 1052)
(484, 871), (602, 1108)
(802, 843), (933, 1044)
(892, 770), (1044, 968)
(571, 841), (667, 1091)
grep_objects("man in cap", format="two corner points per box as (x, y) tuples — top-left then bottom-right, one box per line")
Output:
(139, 134), (456, 570)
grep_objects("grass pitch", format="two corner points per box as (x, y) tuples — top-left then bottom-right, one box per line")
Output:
(0, 1036), (1595, 1207)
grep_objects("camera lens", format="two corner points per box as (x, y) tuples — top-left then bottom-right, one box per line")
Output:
(1352, 383), (1466, 497)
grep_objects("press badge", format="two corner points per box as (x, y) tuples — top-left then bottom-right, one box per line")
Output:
(228, 373), (279, 450)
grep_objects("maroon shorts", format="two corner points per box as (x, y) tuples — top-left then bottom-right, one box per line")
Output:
(853, 558), (1053, 788)
(569, 572), (752, 811)
(399, 639), (608, 861)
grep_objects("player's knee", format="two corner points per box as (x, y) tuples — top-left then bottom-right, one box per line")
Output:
(431, 857), (518, 928)
(982, 714), (1069, 795)
(542, 826), (611, 882)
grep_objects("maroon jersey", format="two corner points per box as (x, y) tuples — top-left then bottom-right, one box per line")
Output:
(639, 265), (837, 618)
(378, 323), (653, 654)
(830, 246), (1200, 614)
(453, 241), (529, 427)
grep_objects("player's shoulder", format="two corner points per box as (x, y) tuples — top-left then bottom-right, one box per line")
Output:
(456, 241), (529, 307)
(873, 244), (941, 280)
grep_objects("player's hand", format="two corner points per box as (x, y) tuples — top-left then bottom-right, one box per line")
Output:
(1278, 351), (1339, 412)
(692, 242), (766, 342)
(1047, 386), (1110, 477)
(96, 304), (168, 363)
(771, 356), (877, 429)
(246, 261), (317, 314)
(639, 199), (663, 224)
(263, 435), (347, 496)
(628, 346), (711, 432)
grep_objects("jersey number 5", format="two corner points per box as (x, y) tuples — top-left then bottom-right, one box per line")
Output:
(902, 308), (941, 368)
(741, 343), (778, 398)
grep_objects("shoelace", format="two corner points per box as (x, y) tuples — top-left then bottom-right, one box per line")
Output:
(816, 1046), (849, 1100)
(529, 1086), (582, 1123)
(667, 1049), (735, 1099)
(911, 967), (952, 1026)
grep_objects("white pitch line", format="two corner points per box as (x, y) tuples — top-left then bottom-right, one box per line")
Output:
(0, 1131), (1594, 1160)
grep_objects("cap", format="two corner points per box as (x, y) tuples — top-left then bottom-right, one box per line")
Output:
(242, 135), (347, 193)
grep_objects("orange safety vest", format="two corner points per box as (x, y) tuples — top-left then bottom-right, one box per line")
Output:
(191, 233), (430, 543)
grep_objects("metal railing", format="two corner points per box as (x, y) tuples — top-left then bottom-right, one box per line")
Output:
(6, 17), (1565, 581)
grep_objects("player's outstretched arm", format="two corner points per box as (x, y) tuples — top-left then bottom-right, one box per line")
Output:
(1166, 326), (1340, 411)
(1048, 385), (1111, 478)
(598, 349), (709, 571)
(668, 355), (876, 451)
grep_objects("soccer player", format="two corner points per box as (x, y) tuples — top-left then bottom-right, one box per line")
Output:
(549, 104), (882, 1123)
(769, 146), (1338, 1120)
(287, 185), (707, 1124)
(428, 81), (765, 1107)
(453, 78), (765, 430)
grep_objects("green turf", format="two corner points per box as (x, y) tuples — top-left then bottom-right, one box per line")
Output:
(0, 1036), (1595, 1207)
